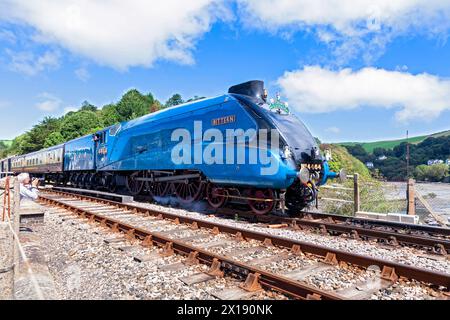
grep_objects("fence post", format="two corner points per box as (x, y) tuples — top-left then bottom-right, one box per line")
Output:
(407, 178), (415, 216)
(353, 173), (360, 215)
(13, 180), (20, 277)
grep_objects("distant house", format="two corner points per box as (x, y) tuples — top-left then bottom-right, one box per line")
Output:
(428, 159), (444, 165)
(446, 159), (450, 166)
(377, 155), (387, 161)
(366, 162), (374, 169)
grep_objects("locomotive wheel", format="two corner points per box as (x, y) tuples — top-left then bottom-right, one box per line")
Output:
(86, 173), (98, 190)
(58, 174), (67, 186)
(206, 183), (227, 209)
(76, 173), (84, 188)
(247, 188), (275, 215)
(173, 179), (203, 203)
(80, 173), (89, 189)
(107, 175), (117, 193)
(126, 171), (145, 195)
(146, 180), (170, 199)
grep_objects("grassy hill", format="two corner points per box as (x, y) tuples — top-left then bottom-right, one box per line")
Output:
(340, 130), (450, 153)
(0, 140), (12, 148)
(320, 144), (372, 179)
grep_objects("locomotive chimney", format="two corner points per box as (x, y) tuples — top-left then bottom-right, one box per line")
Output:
(228, 80), (266, 103)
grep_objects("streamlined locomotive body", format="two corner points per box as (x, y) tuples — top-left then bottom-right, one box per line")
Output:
(0, 81), (343, 214)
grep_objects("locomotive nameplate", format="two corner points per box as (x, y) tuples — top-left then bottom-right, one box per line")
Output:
(212, 115), (236, 126)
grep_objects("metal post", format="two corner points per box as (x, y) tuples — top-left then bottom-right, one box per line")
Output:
(407, 178), (415, 216)
(13, 180), (20, 277)
(353, 173), (360, 215)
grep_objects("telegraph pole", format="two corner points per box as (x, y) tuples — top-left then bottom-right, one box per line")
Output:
(406, 130), (410, 179)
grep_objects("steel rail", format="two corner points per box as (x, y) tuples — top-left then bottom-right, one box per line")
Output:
(38, 194), (343, 300)
(299, 211), (450, 236)
(289, 219), (450, 252)
(40, 190), (450, 289)
(215, 208), (450, 252)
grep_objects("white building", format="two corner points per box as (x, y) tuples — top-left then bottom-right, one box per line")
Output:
(428, 159), (444, 165)
(366, 162), (374, 169)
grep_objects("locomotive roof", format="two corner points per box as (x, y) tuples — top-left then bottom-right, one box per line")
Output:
(120, 95), (231, 131)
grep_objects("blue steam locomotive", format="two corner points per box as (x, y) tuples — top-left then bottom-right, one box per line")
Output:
(0, 81), (344, 214)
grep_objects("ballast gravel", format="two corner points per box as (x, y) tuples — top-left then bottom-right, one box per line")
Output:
(133, 201), (450, 275)
(34, 211), (284, 300)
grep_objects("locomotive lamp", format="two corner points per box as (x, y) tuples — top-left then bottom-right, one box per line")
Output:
(297, 167), (310, 184)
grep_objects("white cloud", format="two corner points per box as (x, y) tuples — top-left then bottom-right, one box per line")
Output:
(238, 1), (450, 63)
(0, 0), (230, 69)
(6, 49), (60, 76)
(277, 66), (450, 122)
(75, 67), (90, 82)
(325, 126), (340, 134)
(35, 92), (62, 112)
(63, 106), (78, 114)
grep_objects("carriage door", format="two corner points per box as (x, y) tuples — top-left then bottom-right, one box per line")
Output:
(95, 130), (108, 169)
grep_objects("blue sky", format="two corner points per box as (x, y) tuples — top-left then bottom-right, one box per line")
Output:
(1, 1), (450, 142)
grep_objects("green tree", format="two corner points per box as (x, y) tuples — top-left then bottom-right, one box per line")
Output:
(414, 165), (428, 181)
(116, 89), (154, 121)
(8, 117), (62, 154)
(60, 111), (102, 140)
(414, 164), (448, 182)
(101, 104), (121, 126)
(149, 100), (164, 113)
(80, 101), (98, 112)
(44, 132), (65, 148)
(165, 94), (183, 108)
(373, 147), (386, 157)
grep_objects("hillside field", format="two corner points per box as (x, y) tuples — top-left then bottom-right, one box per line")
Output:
(0, 140), (12, 147)
(339, 130), (450, 153)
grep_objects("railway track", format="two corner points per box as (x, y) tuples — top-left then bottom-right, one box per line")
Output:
(214, 208), (450, 255)
(51, 186), (450, 255)
(38, 189), (450, 300)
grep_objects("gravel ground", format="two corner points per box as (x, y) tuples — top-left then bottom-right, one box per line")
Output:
(130, 201), (450, 275)
(371, 280), (440, 300)
(0, 222), (13, 299)
(303, 266), (371, 291)
(34, 209), (286, 300)
(38, 196), (448, 300)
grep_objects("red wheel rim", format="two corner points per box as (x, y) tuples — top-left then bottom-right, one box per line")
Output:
(173, 179), (203, 203)
(147, 181), (170, 198)
(248, 189), (275, 215)
(126, 171), (145, 195)
(206, 183), (226, 209)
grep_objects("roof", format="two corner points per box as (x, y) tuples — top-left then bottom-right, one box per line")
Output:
(120, 95), (231, 132)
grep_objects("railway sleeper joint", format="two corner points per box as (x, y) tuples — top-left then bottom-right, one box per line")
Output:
(126, 229), (136, 241)
(291, 244), (302, 255)
(184, 251), (199, 266)
(161, 242), (174, 257)
(381, 266), (398, 282)
(263, 238), (273, 247)
(207, 258), (224, 278)
(306, 293), (322, 300)
(142, 235), (153, 248)
(240, 272), (262, 292)
(324, 252), (338, 265)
